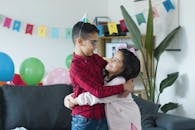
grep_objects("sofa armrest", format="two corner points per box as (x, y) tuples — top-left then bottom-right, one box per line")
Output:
(155, 113), (195, 130)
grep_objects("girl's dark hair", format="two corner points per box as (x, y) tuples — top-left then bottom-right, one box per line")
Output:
(72, 21), (99, 44)
(105, 48), (140, 81)
(119, 48), (140, 80)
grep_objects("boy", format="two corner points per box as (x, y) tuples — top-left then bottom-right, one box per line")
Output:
(69, 21), (134, 130)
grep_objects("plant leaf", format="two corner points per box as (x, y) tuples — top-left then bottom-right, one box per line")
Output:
(154, 26), (181, 61)
(159, 72), (179, 93)
(120, 5), (142, 50)
(161, 102), (179, 113)
(145, 0), (154, 58)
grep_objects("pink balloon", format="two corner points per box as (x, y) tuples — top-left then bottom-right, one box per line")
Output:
(43, 68), (71, 85)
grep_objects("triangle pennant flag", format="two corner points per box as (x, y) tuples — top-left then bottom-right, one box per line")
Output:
(3, 17), (12, 28)
(96, 25), (104, 36)
(51, 28), (60, 39)
(65, 28), (72, 39)
(12, 20), (21, 32)
(152, 7), (160, 18)
(120, 19), (128, 32)
(37, 25), (47, 37)
(0, 15), (4, 24)
(163, 0), (175, 12)
(135, 13), (146, 25)
(25, 24), (34, 35)
(107, 22), (118, 35)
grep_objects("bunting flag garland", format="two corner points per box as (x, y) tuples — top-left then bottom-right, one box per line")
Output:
(65, 28), (72, 40)
(12, 20), (21, 32)
(107, 22), (118, 35)
(132, 0), (175, 25)
(163, 0), (175, 12)
(152, 7), (160, 18)
(3, 17), (12, 28)
(0, 0), (177, 40)
(136, 13), (146, 25)
(0, 15), (4, 24)
(51, 27), (60, 39)
(120, 19), (128, 32)
(96, 25), (104, 36)
(25, 24), (34, 35)
(37, 25), (47, 37)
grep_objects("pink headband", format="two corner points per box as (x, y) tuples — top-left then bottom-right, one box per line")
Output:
(118, 46), (137, 56)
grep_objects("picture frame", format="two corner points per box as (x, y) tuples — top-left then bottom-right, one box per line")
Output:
(105, 42), (127, 58)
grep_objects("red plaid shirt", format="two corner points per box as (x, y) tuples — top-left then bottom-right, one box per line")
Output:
(70, 53), (124, 119)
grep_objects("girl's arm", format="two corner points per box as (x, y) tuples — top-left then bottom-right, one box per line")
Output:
(65, 77), (128, 107)
(76, 92), (122, 106)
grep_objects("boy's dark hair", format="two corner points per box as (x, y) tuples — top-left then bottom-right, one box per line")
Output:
(119, 48), (140, 80)
(72, 21), (99, 44)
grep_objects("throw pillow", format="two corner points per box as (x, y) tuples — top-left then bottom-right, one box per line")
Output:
(141, 114), (157, 128)
(1, 84), (73, 130)
(132, 94), (160, 128)
(132, 94), (160, 115)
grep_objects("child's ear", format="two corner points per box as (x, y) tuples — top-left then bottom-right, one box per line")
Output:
(77, 37), (84, 46)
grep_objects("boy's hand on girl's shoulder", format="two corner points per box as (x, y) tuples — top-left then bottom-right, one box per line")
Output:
(123, 79), (134, 93)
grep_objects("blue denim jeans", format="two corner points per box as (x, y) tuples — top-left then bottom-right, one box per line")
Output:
(71, 115), (108, 130)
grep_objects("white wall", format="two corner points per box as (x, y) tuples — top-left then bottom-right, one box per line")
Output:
(107, 0), (195, 118)
(169, 0), (195, 118)
(0, 0), (108, 74)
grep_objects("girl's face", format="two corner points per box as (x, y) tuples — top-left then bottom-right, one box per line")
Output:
(105, 51), (124, 77)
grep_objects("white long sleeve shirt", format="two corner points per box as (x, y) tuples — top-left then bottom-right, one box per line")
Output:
(76, 76), (141, 130)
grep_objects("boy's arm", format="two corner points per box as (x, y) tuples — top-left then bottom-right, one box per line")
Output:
(70, 54), (133, 98)
(76, 92), (122, 106)
(74, 77), (127, 106)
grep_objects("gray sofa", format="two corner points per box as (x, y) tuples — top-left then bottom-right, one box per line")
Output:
(0, 84), (195, 130)
(132, 94), (195, 130)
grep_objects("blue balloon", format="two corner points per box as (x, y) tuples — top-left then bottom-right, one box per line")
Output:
(0, 52), (15, 81)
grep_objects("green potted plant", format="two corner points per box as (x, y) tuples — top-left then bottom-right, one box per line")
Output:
(120, 0), (180, 113)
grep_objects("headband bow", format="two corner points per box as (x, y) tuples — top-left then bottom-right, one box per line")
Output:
(118, 46), (137, 56)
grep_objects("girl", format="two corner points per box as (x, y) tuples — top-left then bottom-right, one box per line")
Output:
(65, 48), (141, 130)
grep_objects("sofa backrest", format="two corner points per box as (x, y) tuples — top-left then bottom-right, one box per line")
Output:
(0, 84), (73, 130)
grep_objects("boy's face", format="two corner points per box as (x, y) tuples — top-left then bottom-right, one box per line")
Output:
(105, 51), (124, 76)
(79, 32), (98, 56)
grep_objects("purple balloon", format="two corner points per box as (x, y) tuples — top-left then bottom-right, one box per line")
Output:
(43, 68), (71, 85)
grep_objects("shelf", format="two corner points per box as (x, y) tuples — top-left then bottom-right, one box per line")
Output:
(97, 36), (132, 57)
(99, 36), (130, 40)
(165, 49), (181, 52)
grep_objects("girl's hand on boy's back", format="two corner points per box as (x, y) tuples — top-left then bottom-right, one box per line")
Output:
(64, 93), (78, 110)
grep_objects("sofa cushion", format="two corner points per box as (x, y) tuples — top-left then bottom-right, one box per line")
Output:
(0, 84), (73, 130)
(132, 95), (160, 115)
(143, 128), (165, 130)
(132, 94), (160, 128)
(156, 113), (195, 130)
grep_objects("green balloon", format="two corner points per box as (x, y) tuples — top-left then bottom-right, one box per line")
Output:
(65, 54), (73, 69)
(19, 57), (45, 86)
